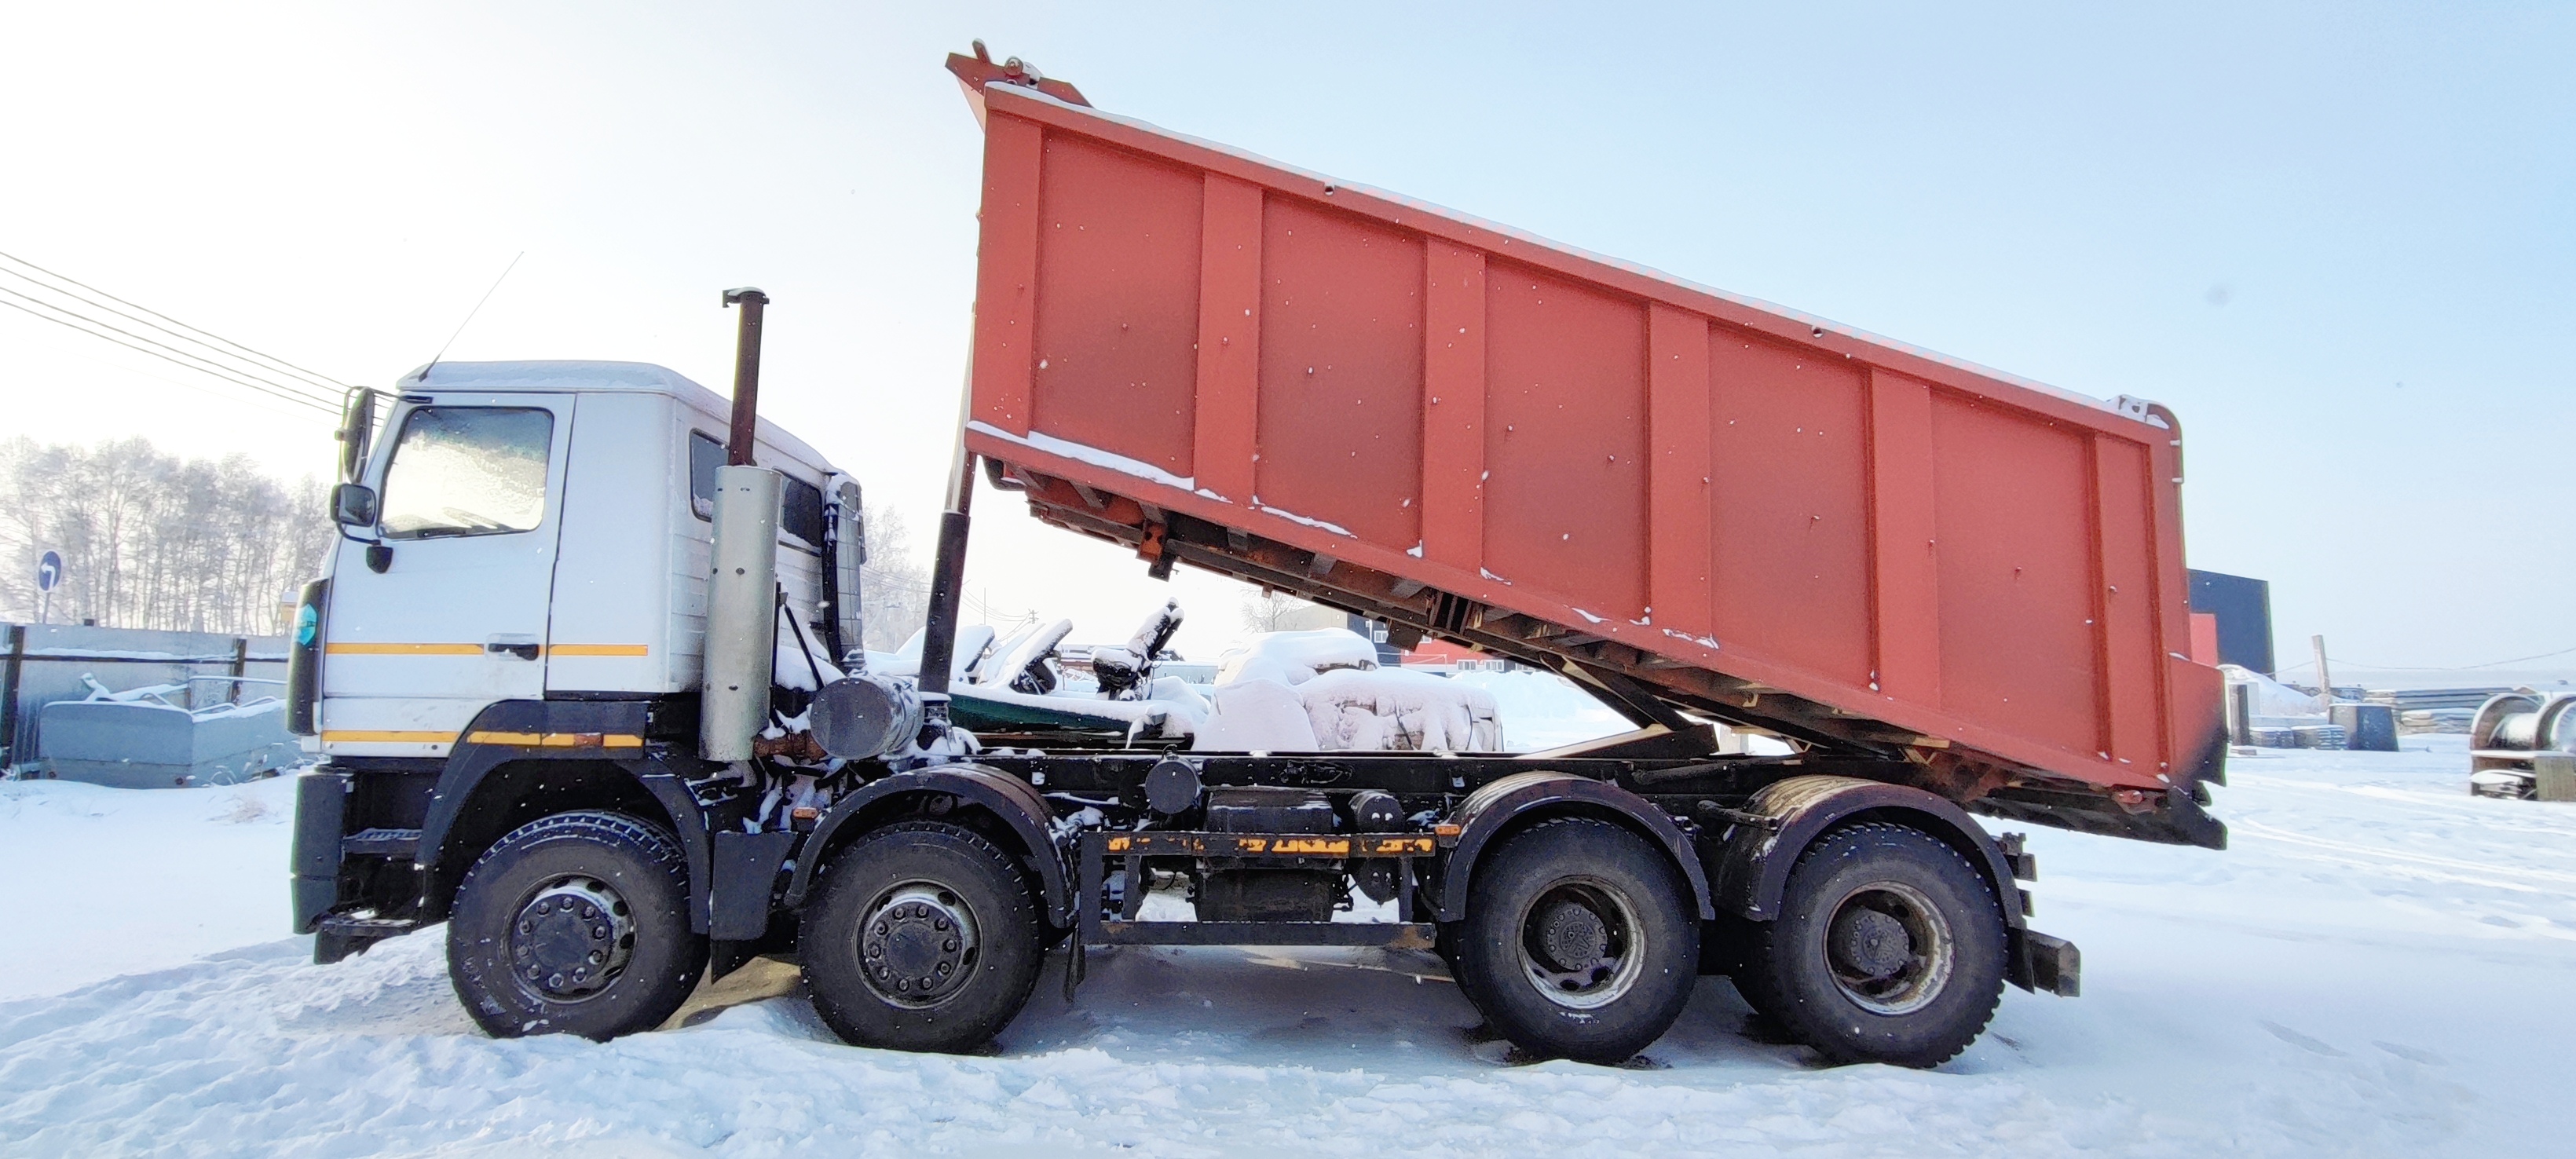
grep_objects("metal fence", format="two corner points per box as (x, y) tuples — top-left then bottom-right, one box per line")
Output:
(0, 623), (289, 772)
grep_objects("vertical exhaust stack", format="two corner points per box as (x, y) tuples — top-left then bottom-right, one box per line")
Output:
(701, 288), (781, 763)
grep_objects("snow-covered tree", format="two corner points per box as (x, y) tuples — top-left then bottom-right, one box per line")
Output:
(0, 437), (330, 634)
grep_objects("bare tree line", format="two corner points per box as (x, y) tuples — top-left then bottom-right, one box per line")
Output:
(0, 437), (333, 636)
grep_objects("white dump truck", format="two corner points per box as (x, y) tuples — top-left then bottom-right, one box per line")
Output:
(287, 48), (2232, 1070)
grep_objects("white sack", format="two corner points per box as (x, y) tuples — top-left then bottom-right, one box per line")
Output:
(1296, 667), (1502, 752)
(1214, 628), (1381, 687)
(1192, 678), (1322, 751)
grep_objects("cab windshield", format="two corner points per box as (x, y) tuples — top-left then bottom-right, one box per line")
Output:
(377, 406), (553, 539)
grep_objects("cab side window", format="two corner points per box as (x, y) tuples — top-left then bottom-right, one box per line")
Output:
(778, 475), (824, 554)
(688, 430), (823, 555)
(378, 407), (554, 539)
(689, 431), (723, 520)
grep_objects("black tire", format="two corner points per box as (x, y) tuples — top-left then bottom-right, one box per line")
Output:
(447, 810), (706, 1041)
(1743, 822), (2007, 1068)
(801, 821), (1045, 1053)
(1452, 817), (1700, 1064)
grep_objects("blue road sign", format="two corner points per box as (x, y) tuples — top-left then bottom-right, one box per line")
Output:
(35, 550), (63, 592)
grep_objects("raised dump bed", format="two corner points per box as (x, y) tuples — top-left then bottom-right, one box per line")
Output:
(950, 55), (2224, 846)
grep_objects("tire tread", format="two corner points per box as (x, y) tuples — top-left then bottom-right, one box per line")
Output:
(447, 809), (705, 1042)
(1744, 821), (2004, 1068)
(802, 819), (1045, 1053)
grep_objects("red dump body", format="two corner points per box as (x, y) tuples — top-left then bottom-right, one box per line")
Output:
(950, 65), (2226, 815)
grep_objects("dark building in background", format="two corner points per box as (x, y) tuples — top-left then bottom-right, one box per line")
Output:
(1345, 613), (1404, 667)
(2188, 569), (2274, 676)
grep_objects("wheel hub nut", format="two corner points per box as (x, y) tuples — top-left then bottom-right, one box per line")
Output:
(508, 877), (635, 1002)
(860, 889), (976, 1004)
(1830, 907), (1912, 979)
(1533, 899), (1609, 972)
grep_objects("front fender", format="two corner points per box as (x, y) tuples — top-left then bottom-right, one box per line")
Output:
(785, 764), (1072, 928)
(1435, 770), (1714, 922)
(414, 699), (711, 930)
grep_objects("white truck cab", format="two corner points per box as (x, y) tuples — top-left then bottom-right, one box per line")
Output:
(306, 360), (858, 759)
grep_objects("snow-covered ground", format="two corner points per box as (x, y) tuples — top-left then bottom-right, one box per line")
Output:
(5, 737), (2575, 1155)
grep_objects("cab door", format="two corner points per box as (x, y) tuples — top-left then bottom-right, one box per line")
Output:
(319, 393), (573, 756)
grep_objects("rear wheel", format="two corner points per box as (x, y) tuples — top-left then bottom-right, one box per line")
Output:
(1453, 817), (1699, 1064)
(1742, 822), (2007, 1068)
(802, 821), (1045, 1053)
(447, 810), (706, 1040)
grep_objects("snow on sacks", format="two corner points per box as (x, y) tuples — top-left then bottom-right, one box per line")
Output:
(1198, 628), (1500, 752)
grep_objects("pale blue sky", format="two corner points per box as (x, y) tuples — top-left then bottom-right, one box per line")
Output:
(2, 2), (2567, 672)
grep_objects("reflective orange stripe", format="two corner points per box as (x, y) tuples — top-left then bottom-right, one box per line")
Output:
(463, 731), (646, 749)
(547, 644), (649, 657)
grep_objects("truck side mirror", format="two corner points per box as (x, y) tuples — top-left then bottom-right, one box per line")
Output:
(337, 388), (379, 482)
(331, 482), (379, 528)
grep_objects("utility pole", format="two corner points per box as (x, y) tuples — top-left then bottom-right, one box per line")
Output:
(2311, 634), (2334, 705)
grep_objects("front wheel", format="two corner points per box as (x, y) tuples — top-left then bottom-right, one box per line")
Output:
(1452, 817), (1700, 1064)
(447, 810), (707, 1040)
(1741, 822), (2007, 1068)
(801, 821), (1045, 1053)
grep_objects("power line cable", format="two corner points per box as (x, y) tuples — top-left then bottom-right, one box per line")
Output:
(0, 249), (353, 397)
(0, 287), (338, 415)
(0, 279), (338, 411)
(5, 312), (323, 424)
(0, 268), (346, 407)
(0, 291), (338, 415)
(2275, 642), (2576, 675)
(0, 276), (342, 412)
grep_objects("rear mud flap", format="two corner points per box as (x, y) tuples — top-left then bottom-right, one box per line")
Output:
(2007, 928), (2081, 997)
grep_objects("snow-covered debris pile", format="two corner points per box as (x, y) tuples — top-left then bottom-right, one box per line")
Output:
(1213, 629), (1381, 687)
(1194, 678), (1320, 751)
(1298, 667), (1501, 751)
(1197, 629), (1499, 752)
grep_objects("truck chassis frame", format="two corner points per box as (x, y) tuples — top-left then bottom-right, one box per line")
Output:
(295, 705), (2078, 1066)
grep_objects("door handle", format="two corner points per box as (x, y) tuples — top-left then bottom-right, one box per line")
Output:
(485, 638), (541, 661)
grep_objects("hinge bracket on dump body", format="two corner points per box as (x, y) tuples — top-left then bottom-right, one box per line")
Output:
(946, 41), (1091, 127)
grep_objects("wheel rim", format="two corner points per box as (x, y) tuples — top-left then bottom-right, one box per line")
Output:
(508, 875), (635, 1003)
(1514, 877), (1646, 1011)
(1822, 880), (1954, 1015)
(855, 879), (981, 1007)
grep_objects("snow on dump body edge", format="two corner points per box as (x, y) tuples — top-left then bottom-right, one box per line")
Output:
(968, 420), (1200, 493)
